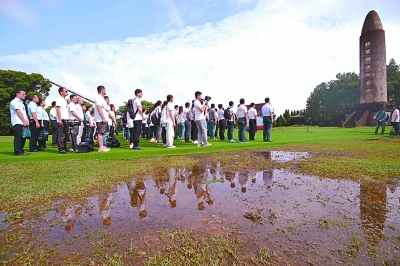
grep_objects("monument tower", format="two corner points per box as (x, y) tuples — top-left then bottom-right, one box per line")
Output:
(341, 10), (390, 127)
(359, 10), (387, 105)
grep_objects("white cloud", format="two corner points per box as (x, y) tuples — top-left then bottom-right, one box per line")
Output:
(1, 0), (400, 115)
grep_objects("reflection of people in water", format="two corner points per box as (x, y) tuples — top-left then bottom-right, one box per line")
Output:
(128, 180), (147, 218)
(225, 171), (237, 188)
(359, 180), (387, 246)
(61, 204), (82, 231)
(263, 169), (274, 188)
(165, 167), (177, 208)
(196, 180), (213, 210)
(99, 185), (116, 226)
(238, 171), (249, 193)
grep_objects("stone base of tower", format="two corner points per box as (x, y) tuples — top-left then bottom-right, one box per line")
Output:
(342, 102), (391, 127)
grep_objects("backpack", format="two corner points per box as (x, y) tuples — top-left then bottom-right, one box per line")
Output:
(127, 98), (138, 120)
(78, 140), (94, 153)
(224, 107), (232, 120)
(107, 138), (121, 148)
(151, 109), (160, 125)
(122, 110), (128, 124)
(186, 108), (194, 121)
(147, 114), (152, 126)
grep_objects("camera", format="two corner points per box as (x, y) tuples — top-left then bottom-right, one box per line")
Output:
(200, 96), (211, 105)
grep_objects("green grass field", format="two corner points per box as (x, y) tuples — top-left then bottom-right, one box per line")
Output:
(0, 126), (399, 213)
(1, 126), (400, 265)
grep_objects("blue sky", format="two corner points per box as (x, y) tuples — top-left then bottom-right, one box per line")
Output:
(1, 0), (400, 114)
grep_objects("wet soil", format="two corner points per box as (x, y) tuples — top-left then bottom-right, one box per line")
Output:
(1, 151), (400, 265)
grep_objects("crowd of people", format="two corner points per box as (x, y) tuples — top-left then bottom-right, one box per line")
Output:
(120, 91), (274, 150)
(9, 86), (276, 155)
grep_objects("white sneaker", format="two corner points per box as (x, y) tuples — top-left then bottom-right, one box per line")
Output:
(193, 140), (198, 144)
(197, 143), (204, 147)
(129, 143), (133, 148)
(203, 143), (212, 146)
(98, 147), (110, 152)
(167, 145), (176, 148)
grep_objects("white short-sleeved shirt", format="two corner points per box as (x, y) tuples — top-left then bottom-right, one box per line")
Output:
(85, 111), (91, 125)
(94, 94), (108, 122)
(194, 100), (205, 121)
(50, 108), (57, 121)
(261, 103), (273, 117)
(10, 98), (27, 126)
(39, 106), (50, 121)
(56, 96), (69, 120)
(27, 102), (38, 120)
(183, 108), (189, 121)
(75, 104), (84, 121)
(248, 107), (257, 119)
(228, 107), (235, 122)
(236, 105), (247, 119)
(108, 110), (115, 126)
(392, 109), (399, 122)
(133, 98), (142, 121)
(68, 102), (78, 120)
(167, 102), (174, 122)
(217, 109), (225, 120)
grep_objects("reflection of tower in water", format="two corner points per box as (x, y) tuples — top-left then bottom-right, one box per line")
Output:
(359, 180), (387, 245)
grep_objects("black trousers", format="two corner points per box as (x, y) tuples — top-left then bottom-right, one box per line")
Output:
(38, 120), (49, 149)
(219, 119), (226, 140)
(249, 119), (256, 140)
(191, 120), (198, 141)
(133, 120), (142, 147)
(57, 120), (69, 152)
(69, 124), (79, 151)
(13, 124), (26, 154)
(29, 120), (40, 151)
(162, 127), (167, 144)
(51, 120), (58, 144)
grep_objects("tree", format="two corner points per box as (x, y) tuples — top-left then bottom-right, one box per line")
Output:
(387, 58), (400, 104)
(0, 70), (51, 135)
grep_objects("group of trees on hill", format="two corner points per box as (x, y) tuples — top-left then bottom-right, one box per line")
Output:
(0, 70), (52, 135)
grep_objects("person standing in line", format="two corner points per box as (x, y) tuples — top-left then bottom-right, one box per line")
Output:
(227, 101), (236, 143)
(27, 94), (41, 152)
(166, 94), (176, 148)
(80, 104), (87, 143)
(194, 91), (211, 147)
(248, 102), (257, 140)
(85, 106), (93, 141)
(75, 97), (85, 146)
(373, 108), (387, 135)
(153, 100), (163, 144)
(68, 94), (83, 152)
(132, 89), (144, 150)
(190, 100), (198, 144)
(174, 105), (179, 140)
(261, 97), (274, 142)
(94, 85), (110, 152)
(108, 104), (117, 140)
(236, 98), (248, 143)
(141, 109), (147, 139)
(103, 96), (111, 148)
(10, 89), (29, 156)
(183, 102), (192, 143)
(177, 106), (185, 141)
(161, 101), (168, 146)
(390, 105), (399, 134)
(49, 101), (58, 146)
(217, 104), (225, 140)
(56, 87), (70, 153)
(208, 103), (218, 140)
(37, 99), (49, 150)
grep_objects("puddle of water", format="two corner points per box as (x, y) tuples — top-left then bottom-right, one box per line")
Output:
(2, 157), (400, 263)
(257, 150), (310, 162)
